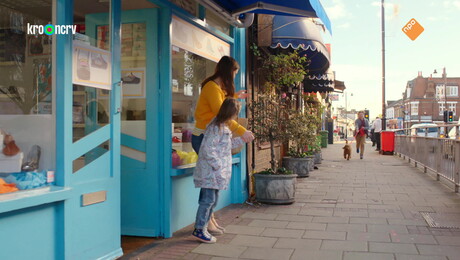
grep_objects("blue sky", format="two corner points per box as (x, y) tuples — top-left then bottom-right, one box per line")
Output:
(321, 0), (460, 119)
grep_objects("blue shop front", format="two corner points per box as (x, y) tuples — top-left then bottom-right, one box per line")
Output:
(0, 0), (331, 258)
(0, 0), (247, 259)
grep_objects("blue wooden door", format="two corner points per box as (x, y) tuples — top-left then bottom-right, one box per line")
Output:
(117, 9), (160, 237)
(61, 0), (123, 258)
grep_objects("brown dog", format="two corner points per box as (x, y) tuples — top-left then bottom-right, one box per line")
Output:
(343, 140), (351, 160)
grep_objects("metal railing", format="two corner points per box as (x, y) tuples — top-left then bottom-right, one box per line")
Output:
(394, 124), (460, 192)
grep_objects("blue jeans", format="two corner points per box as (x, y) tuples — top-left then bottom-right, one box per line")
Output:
(194, 188), (219, 229)
(192, 134), (204, 154)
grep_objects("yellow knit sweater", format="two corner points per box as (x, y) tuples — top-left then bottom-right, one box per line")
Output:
(194, 81), (246, 136)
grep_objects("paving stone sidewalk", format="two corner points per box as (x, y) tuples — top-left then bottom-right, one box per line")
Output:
(122, 142), (460, 260)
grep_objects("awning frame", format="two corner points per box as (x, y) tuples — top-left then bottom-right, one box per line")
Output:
(232, 2), (317, 17)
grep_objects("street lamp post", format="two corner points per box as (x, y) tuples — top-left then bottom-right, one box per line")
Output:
(434, 67), (448, 136)
(381, 0), (386, 131)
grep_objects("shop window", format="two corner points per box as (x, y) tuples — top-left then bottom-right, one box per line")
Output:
(72, 0), (111, 142)
(121, 22), (147, 115)
(120, 22), (147, 157)
(170, 15), (230, 169)
(0, 3), (56, 194)
(171, 46), (216, 168)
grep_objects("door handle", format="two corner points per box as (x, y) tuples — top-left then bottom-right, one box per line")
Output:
(115, 80), (122, 114)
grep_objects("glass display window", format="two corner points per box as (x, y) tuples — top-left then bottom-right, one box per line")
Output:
(0, 3), (55, 193)
(170, 16), (230, 169)
(171, 46), (216, 168)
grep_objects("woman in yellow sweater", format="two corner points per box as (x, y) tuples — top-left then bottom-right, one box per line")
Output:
(192, 56), (254, 153)
(192, 56), (254, 235)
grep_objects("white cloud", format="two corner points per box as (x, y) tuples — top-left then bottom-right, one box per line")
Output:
(337, 23), (350, 28)
(454, 1), (460, 9)
(427, 16), (450, 21)
(325, 0), (349, 20)
(442, 0), (460, 8)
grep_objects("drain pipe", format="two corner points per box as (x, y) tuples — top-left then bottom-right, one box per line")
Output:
(197, 0), (254, 28)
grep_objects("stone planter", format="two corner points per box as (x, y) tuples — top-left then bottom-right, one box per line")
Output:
(282, 156), (312, 178)
(306, 155), (315, 171)
(314, 151), (322, 164)
(254, 173), (297, 204)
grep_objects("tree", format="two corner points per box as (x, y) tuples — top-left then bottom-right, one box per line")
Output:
(249, 51), (307, 170)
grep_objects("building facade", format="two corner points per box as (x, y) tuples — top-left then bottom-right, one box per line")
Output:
(386, 99), (403, 129)
(403, 71), (460, 128)
(0, 0), (331, 259)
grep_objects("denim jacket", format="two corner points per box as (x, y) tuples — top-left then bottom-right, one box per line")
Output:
(193, 122), (244, 190)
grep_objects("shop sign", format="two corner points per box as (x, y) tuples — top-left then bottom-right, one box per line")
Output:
(329, 93), (339, 101)
(72, 41), (112, 90)
(172, 16), (230, 63)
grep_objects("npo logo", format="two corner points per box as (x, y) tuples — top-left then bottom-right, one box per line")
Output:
(402, 18), (424, 41)
(27, 23), (77, 35)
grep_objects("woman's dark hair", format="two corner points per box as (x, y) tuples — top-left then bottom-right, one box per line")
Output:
(201, 56), (239, 97)
(213, 98), (240, 127)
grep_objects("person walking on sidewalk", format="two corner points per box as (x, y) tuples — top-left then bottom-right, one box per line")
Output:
(354, 111), (370, 159)
(372, 116), (382, 152)
(192, 98), (248, 244)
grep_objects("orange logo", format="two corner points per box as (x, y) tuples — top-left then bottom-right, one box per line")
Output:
(402, 18), (424, 41)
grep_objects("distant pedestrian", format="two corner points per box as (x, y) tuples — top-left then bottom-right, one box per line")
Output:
(354, 111), (370, 159)
(192, 98), (248, 244)
(370, 123), (376, 146)
(372, 117), (382, 151)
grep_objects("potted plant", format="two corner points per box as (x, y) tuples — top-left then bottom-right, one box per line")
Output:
(304, 93), (324, 165)
(249, 93), (298, 204)
(283, 109), (318, 177)
(248, 52), (306, 204)
(311, 136), (322, 164)
(253, 167), (296, 204)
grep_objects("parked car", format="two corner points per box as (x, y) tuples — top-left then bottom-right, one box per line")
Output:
(410, 123), (439, 137)
(389, 129), (405, 136)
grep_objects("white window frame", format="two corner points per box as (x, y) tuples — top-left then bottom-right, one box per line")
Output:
(410, 101), (419, 115)
(448, 102), (457, 116)
(436, 84), (444, 100)
(439, 103), (446, 115)
(447, 85), (458, 97)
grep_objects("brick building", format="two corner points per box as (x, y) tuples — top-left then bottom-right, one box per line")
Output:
(386, 99), (404, 129)
(403, 70), (460, 128)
